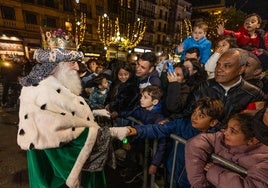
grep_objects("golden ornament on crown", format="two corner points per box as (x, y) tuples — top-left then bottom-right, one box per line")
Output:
(40, 27), (79, 51)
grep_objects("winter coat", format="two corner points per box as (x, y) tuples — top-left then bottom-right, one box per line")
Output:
(165, 82), (191, 120)
(106, 77), (139, 113)
(183, 78), (266, 122)
(121, 103), (166, 167)
(134, 118), (218, 187)
(224, 27), (268, 51)
(176, 36), (212, 64)
(138, 70), (162, 89)
(17, 75), (100, 187)
(185, 132), (268, 188)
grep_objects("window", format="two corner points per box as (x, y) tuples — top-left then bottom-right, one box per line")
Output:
(1, 6), (15, 20)
(63, 0), (73, 11)
(127, 0), (131, 8)
(44, 0), (55, 8)
(80, 3), (87, 13)
(23, 0), (35, 3)
(43, 17), (56, 27)
(25, 11), (37, 24)
(87, 24), (92, 34)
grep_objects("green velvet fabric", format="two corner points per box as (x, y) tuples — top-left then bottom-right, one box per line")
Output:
(27, 128), (107, 188)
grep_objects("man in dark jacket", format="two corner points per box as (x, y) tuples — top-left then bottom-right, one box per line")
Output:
(183, 48), (266, 122)
(135, 52), (161, 90)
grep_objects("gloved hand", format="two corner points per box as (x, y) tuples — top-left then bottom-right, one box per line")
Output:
(109, 127), (130, 140)
(92, 109), (110, 118)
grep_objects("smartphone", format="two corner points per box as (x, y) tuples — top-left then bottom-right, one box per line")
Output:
(167, 61), (174, 74)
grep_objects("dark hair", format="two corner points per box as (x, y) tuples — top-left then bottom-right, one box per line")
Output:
(195, 97), (225, 121)
(77, 61), (88, 74)
(227, 113), (255, 141)
(245, 13), (262, 25)
(112, 60), (133, 82)
(183, 58), (207, 88)
(139, 52), (157, 67)
(185, 47), (200, 58)
(142, 85), (163, 101)
(87, 74), (106, 88)
(174, 63), (190, 80)
(217, 35), (238, 48)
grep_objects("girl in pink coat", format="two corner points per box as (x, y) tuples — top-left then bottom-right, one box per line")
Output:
(185, 110), (268, 188)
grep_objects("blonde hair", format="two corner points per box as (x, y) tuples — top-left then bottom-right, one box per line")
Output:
(193, 21), (208, 33)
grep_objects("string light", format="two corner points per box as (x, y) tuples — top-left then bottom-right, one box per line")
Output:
(97, 15), (146, 50)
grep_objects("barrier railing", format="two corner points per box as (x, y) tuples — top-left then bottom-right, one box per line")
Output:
(169, 134), (248, 188)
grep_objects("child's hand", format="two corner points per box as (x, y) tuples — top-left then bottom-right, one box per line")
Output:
(217, 24), (225, 35)
(204, 162), (214, 172)
(148, 164), (158, 175)
(177, 44), (184, 53)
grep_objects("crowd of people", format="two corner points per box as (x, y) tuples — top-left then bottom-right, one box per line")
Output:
(15, 12), (268, 188)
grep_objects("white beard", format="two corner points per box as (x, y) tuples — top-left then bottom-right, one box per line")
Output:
(53, 62), (82, 95)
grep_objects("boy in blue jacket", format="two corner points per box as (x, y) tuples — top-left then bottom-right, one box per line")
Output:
(113, 97), (225, 187)
(175, 21), (212, 65)
(116, 85), (166, 183)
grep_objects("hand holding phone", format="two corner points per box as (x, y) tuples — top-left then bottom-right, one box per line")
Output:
(167, 61), (174, 75)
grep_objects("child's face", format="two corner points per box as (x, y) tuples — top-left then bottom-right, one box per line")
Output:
(118, 68), (130, 83)
(216, 39), (230, 52)
(191, 107), (214, 132)
(100, 78), (109, 89)
(223, 118), (248, 147)
(192, 27), (206, 41)
(243, 16), (260, 32)
(140, 91), (156, 110)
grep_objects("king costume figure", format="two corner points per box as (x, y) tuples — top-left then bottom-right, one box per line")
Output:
(17, 28), (129, 188)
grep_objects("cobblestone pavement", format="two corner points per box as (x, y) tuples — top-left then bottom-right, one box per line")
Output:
(0, 108), (28, 188)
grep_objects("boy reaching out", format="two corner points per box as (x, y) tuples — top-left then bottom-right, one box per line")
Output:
(112, 97), (225, 187)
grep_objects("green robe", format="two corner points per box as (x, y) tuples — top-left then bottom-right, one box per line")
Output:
(27, 128), (107, 188)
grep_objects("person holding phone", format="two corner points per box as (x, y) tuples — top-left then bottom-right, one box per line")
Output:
(164, 63), (192, 121)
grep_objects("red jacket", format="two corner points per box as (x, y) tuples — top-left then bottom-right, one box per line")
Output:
(224, 27), (268, 51)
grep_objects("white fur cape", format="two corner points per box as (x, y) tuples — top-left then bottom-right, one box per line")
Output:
(17, 76), (100, 188)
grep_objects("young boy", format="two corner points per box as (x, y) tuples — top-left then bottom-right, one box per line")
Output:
(175, 21), (212, 65)
(117, 85), (165, 183)
(117, 97), (225, 187)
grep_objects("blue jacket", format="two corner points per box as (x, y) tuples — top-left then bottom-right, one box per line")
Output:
(176, 36), (212, 64)
(134, 118), (217, 188)
(120, 103), (166, 167)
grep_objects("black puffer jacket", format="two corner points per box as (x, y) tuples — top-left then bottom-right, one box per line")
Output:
(183, 78), (266, 122)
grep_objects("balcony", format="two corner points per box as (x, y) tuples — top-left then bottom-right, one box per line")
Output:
(2, 20), (17, 28)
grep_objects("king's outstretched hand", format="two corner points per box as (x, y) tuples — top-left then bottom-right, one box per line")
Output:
(109, 127), (130, 140)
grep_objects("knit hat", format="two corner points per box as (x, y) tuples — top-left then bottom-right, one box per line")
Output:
(252, 103), (268, 145)
(19, 28), (84, 86)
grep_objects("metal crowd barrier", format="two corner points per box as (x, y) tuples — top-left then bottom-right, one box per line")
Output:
(169, 134), (248, 188)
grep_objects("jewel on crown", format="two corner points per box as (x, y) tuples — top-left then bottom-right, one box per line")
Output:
(40, 27), (79, 51)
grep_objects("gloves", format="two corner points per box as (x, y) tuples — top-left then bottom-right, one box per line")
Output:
(109, 127), (130, 140)
(92, 109), (110, 118)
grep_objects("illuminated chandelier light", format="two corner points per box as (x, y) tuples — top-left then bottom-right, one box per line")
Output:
(97, 14), (146, 50)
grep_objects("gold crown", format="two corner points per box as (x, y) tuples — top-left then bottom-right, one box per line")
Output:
(40, 27), (79, 50)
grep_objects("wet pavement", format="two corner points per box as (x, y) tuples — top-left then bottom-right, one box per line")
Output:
(0, 108), (143, 188)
